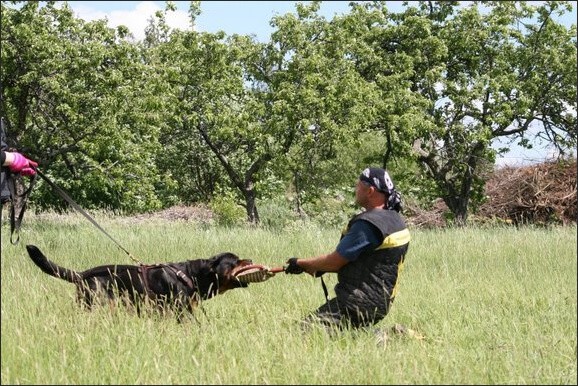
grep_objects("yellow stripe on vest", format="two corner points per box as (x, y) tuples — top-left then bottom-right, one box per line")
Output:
(390, 259), (405, 299)
(376, 228), (411, 249)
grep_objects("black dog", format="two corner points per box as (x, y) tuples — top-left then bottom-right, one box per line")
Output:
(26, 244), (253, 318)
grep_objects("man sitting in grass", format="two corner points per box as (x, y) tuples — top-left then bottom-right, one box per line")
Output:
(285, 167), (411, 335)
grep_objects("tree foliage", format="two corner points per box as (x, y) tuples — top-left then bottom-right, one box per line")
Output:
(409, 1), (577, 224)
(1, 0), (575, 225)
(1, 1), (168, 213)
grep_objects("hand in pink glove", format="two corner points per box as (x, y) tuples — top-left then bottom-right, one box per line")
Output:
(7, 152), (38, 176)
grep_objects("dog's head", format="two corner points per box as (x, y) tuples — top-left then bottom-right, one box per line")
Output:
(195, 252), (253, 298)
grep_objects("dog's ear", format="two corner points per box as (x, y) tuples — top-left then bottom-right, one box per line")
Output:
(209, 252), (239, 270)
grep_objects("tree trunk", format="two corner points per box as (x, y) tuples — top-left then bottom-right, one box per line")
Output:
(443, 194), (469, 226)
(243, 183), (260, 225)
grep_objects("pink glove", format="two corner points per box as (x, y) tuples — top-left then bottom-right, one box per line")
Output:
(8, 152), (38, 176)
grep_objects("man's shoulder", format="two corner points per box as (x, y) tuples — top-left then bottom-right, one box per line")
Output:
(353, 208), (407, 231)
(356, 208), (401, 220)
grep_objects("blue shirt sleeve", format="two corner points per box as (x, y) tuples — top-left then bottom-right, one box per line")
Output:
(335, 220), (382, 262)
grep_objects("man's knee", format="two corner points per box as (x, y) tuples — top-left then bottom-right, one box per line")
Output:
(301, 299), (344, 331)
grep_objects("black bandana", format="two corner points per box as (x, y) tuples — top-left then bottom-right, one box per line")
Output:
(359, 167), (402, 213)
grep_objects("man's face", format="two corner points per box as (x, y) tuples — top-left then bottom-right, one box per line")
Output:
(354, 179), (372, 207)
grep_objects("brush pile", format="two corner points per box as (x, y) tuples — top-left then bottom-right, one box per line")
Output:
(478, 159), (576, 225)
(406, 159), (577, 227)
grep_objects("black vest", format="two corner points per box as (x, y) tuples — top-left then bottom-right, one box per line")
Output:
(334, 208), (411, 319)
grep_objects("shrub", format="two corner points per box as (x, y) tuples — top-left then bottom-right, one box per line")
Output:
(208, 193), (245, 227)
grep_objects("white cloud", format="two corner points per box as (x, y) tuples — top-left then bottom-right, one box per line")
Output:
(66, 1), (192, 41)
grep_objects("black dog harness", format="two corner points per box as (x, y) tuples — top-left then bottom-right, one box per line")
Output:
(139, 264), (196, 297)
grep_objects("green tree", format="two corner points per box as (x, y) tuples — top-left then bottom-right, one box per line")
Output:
(411, 1), (577, 224)
(148, 1), (374, 224)
(267, 1), (380, 216)
(1, 1), (167, 213)
(145, 6), (272, 223)
(338, 1), (576, 224)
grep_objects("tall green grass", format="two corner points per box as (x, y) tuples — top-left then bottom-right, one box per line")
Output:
(2, 213), (576, 384)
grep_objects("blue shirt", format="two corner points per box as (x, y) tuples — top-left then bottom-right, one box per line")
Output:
(336, 219), (382, 262)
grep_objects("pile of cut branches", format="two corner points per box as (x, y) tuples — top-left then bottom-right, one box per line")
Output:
(404, 198), (448, 229)
(405, 159), (577, 227)
(477, 159), (577, 225)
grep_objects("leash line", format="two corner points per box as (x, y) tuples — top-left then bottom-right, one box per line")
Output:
(35, 168), (143, 265)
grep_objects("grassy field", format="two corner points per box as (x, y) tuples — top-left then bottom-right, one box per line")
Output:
(1, 212), (576, 384)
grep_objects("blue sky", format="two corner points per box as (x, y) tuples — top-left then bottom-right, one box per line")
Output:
(65, 1), (377, 41)
(63, 1), (576, 166)
(65, 1), (576, 42)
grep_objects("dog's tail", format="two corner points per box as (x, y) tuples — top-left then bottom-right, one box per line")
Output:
(26, 245), (81, 283)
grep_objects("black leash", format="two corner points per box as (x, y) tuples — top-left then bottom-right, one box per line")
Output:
(314, 271), (330, 303)
(34, 168), (143, 265)
(320, 276), (329, 302)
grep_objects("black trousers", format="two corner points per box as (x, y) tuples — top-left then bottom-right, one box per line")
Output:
(301, 297), (387, 331)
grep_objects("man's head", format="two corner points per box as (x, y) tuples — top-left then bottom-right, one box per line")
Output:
(359, 167), (394, 195)
(356, 167), (402, 212)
